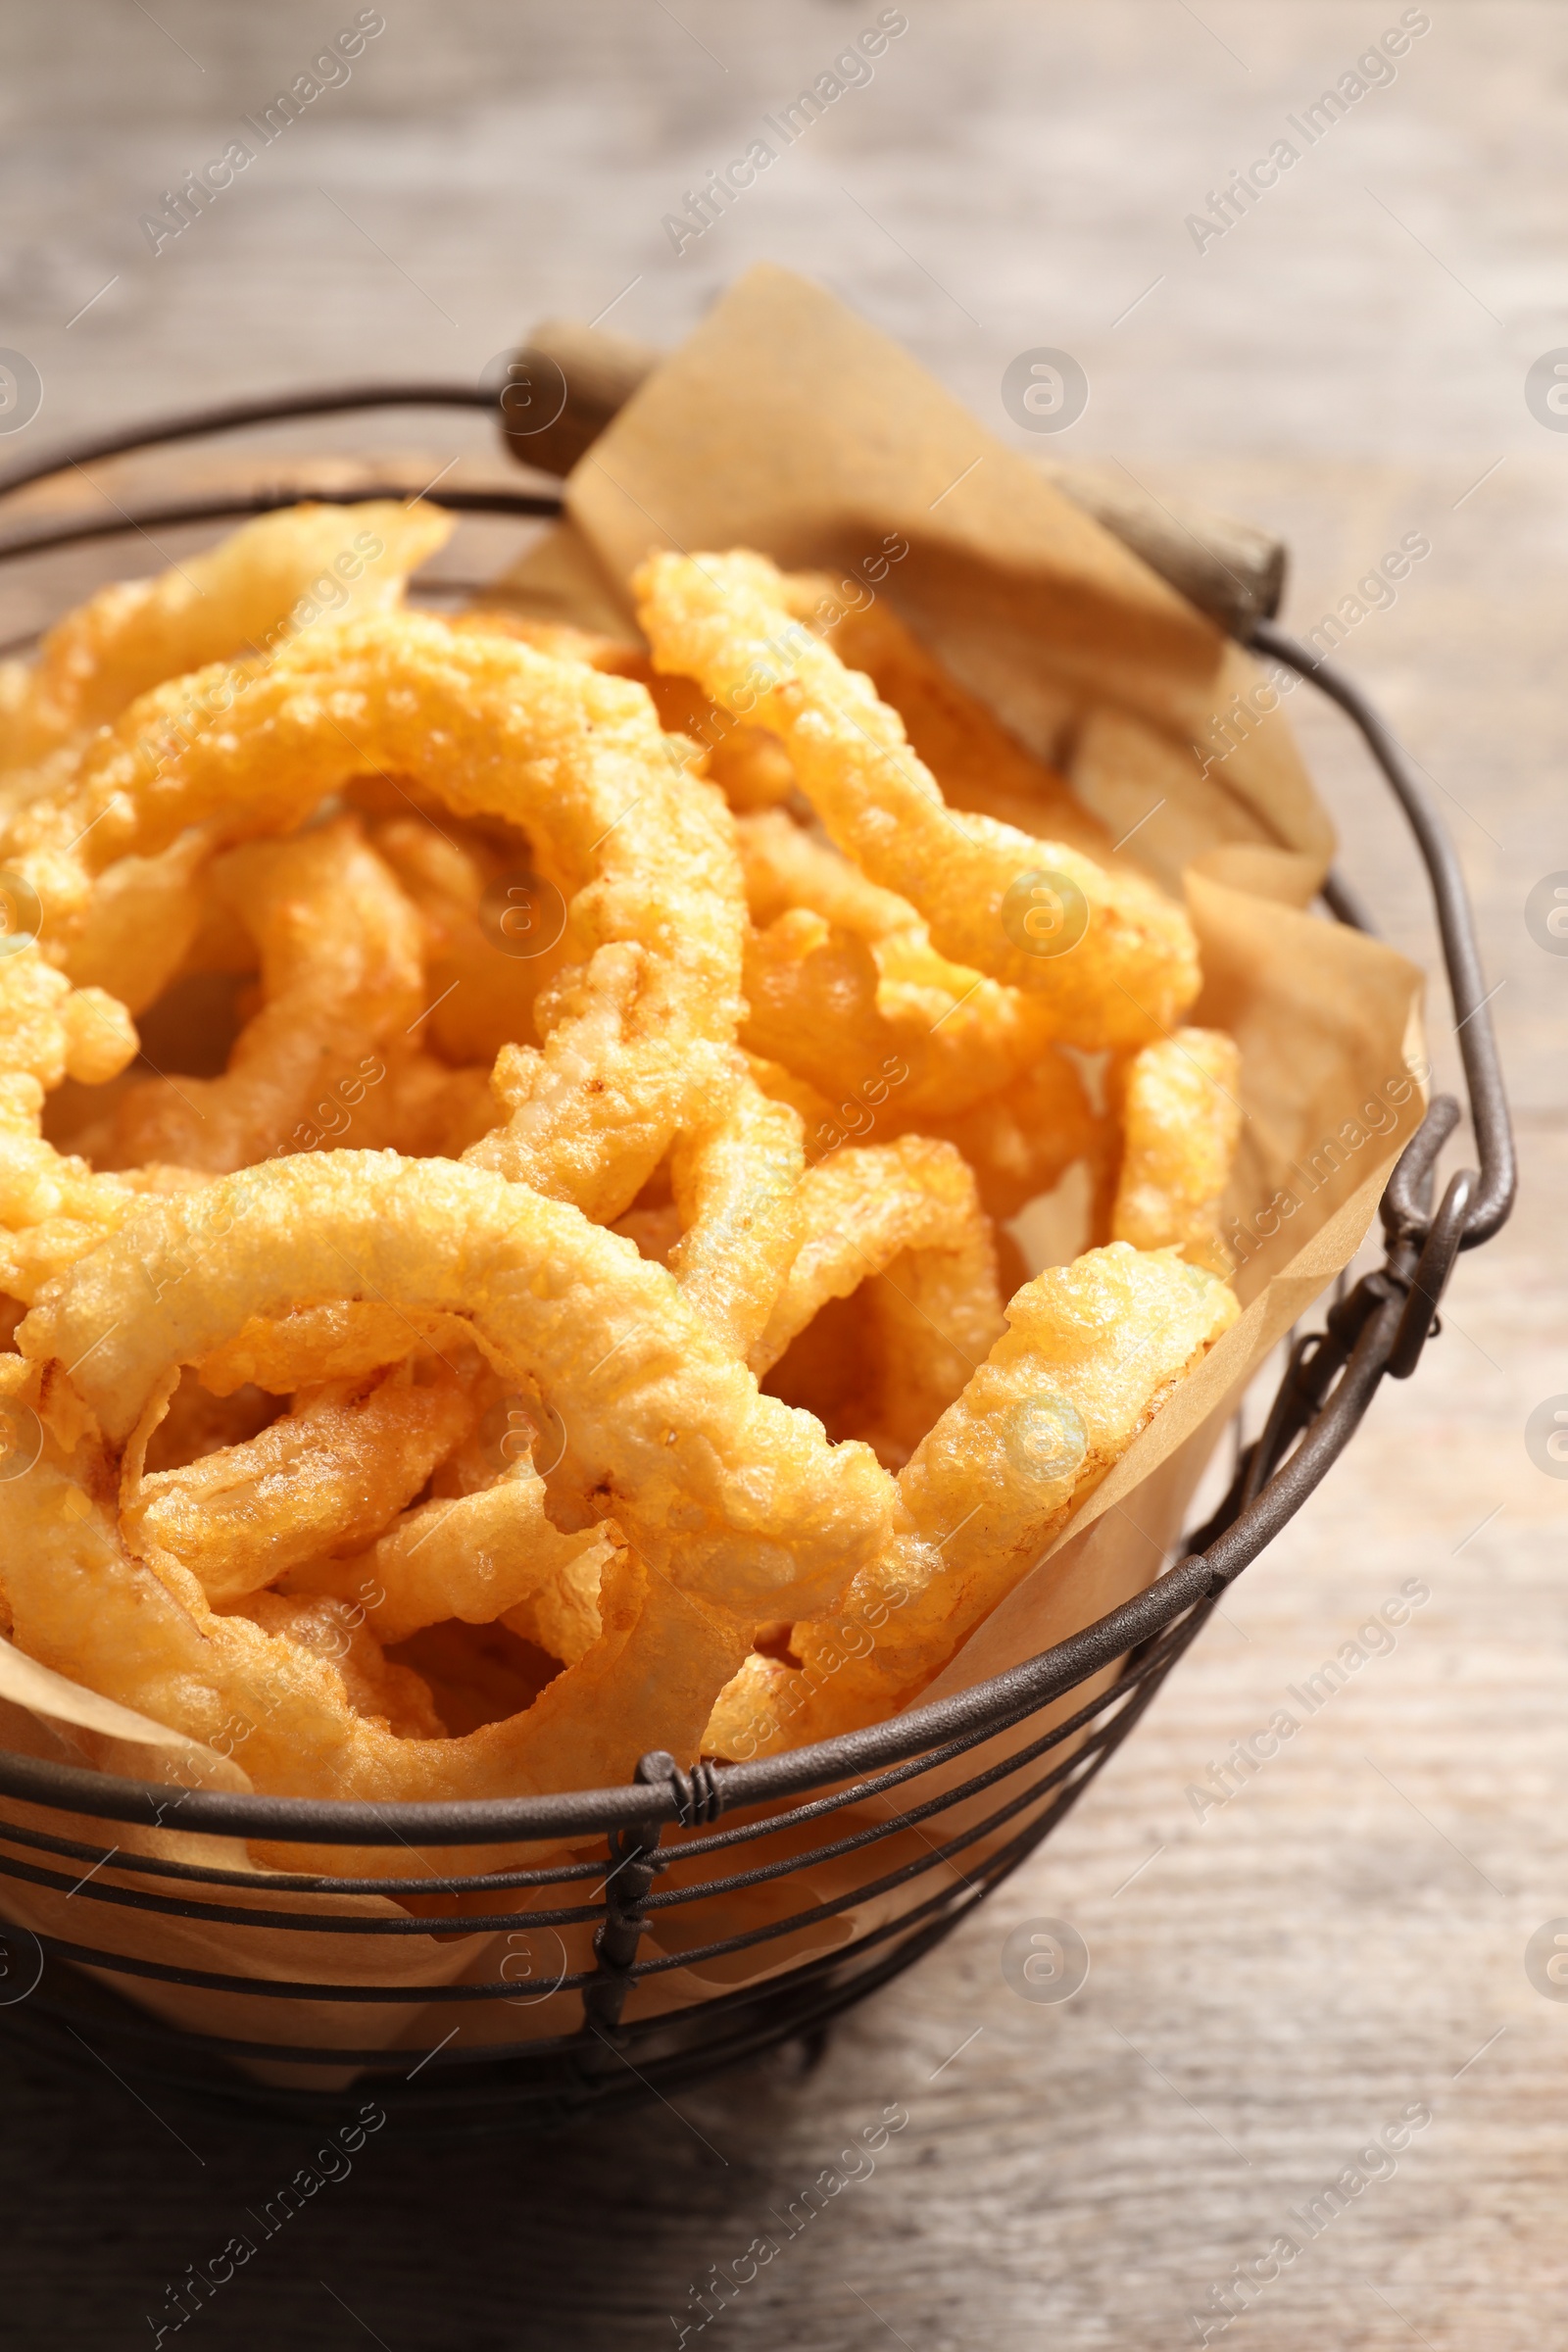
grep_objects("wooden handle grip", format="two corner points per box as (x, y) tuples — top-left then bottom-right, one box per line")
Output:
(497, 320), (662, 479)
(500, 320), (1285, 638)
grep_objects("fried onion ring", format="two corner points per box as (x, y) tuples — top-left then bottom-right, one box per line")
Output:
(0, 505), (1249, 1839)
(290, 1463), (621, 1659)
(734, 808), (1082, 1121)
(0, 501), (451, 774)
(664, 1053), (808, 1358)
(786, 574), (1120, 862)
(1110, 1026), (1243, 1276)
(635, 550), (1200, 1049)
(706, 1243), (1240, 1756)
(0, 944), (137, 1094)
(60, 825), (221, 1018)
(450, 610), (800, 812)
(19, 1150), (895, 1621)
(122, 1356), (478, 1602)
(0, 1071), (203, 1305)
(735, 807), (914, 944)
(90, 815), (426, 1174)
(739, 907), (1054, 1121)
(0, 1364), (745, 1833)
(0, 613), (745, 1222)
(750, 1135), (1004, 1458)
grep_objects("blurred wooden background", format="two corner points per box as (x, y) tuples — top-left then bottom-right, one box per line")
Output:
(0, 5), (1564, 2347)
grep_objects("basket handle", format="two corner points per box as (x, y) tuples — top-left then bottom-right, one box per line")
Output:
(1252, 621), (1514, 1250)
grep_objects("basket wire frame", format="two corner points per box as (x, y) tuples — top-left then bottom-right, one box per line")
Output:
(0, 393), (1516, 2131)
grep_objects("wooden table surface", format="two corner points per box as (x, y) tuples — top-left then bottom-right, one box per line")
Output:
(1, 5), (1565, 2346)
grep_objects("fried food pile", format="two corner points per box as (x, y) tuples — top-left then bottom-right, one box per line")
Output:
(0, 504), (1242, 1822)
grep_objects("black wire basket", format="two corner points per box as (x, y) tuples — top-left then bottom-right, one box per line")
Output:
(0, 389), (1516, 2133)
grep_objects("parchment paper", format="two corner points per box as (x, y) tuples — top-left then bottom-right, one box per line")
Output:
(0, 265), (1425, 2071)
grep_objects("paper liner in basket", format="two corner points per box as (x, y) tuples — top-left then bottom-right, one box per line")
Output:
(0, 1642), (495, 2091)
(0, 264), (1426, 2072)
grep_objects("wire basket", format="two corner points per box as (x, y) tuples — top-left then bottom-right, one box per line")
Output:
(0, 389), (1515, 2132)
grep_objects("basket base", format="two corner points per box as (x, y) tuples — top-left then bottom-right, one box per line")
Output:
(0, 1902), (964, 2139)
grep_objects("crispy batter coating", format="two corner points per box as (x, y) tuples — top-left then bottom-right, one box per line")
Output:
(899, 1049), (1109, 1222)
(0, 502), (451, 773)
(61, 826), (221, 1017)
(0, 612), (746, 1222)
(736, 807), (914, 942)
(665, 1054), (808, 1358)
(0, 1355), (745, 1838)
(0, 1070), (203, 1303)
(0, 946), (144, 1296)
(635, 549), (1200, 1049)
(741, 906), (1062, 1120)
(141, 1366), (280, 1472)
(20, 1150), (895, 1622)
(92, 816), (425, 1173)
(289, 1458), (619, 1657)
(0, 509), (1249, 1830)
(1111, 1026), (1243, 1276)
(230, 1591), (449, 1741)
(737, 808), (1086, 1120)
(706, 1243), (1240, 1757)
(0, 945), (137, 1093)
(197, 1300), (470, 1396)
(122, 1357), (477, 1602)
(750, 1135), (1004, 1462)
(452, 611), (799, 813)
(786, 573), (1119, 861)
(371, 800), (808, 1350)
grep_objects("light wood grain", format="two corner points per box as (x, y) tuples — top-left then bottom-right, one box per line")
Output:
(0, 6), (1564, 2349)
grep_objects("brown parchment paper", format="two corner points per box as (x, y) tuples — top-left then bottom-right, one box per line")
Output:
(0, 264), (1425, 2072)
